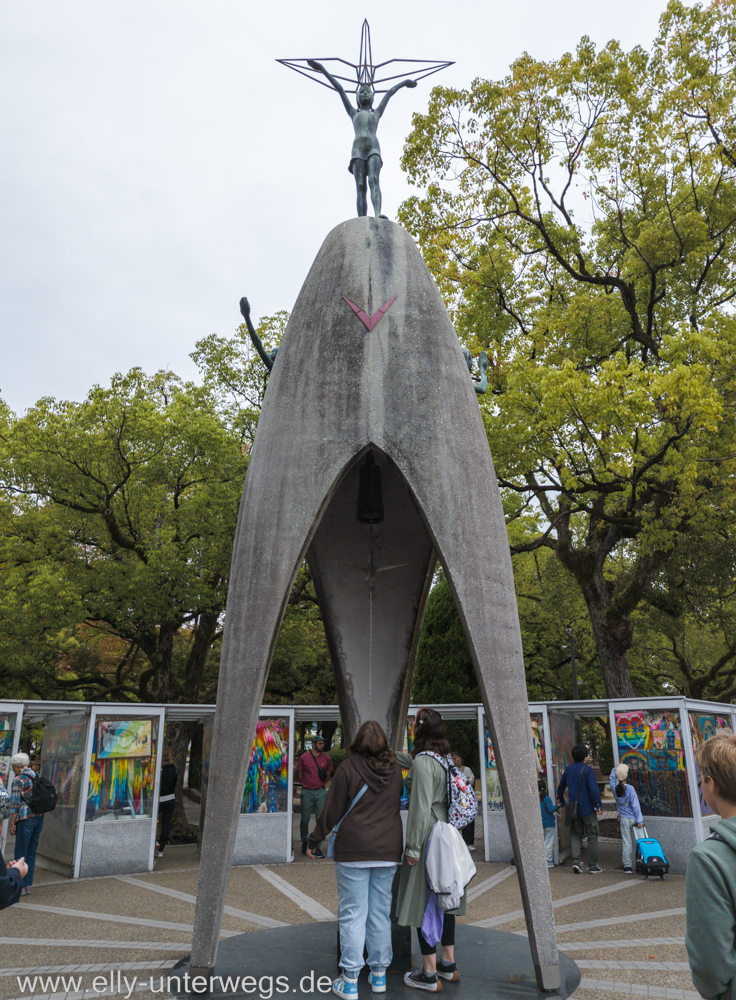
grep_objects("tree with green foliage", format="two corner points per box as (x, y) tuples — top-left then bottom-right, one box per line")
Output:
(412, 572), (480, 705)
(0, 310), (333, 835)
(1, 370), (246, 704)
(400, 0), (736, 698)
(630, 526), (736, 701)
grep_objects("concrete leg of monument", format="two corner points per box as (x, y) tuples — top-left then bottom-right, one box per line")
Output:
(536, 963), (562, 991)
(188, 968), (213, 995)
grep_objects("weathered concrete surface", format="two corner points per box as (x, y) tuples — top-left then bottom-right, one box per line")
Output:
(78, 817), (153, 878)
(191, 218), (560, 989)
(308, 453), (435, 747)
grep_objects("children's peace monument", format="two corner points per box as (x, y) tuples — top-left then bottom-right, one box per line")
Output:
(189, 24), (579, 997)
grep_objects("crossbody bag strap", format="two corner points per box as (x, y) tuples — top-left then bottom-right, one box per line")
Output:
(332, 782), (369, 837)
(416, 750), (452, 810)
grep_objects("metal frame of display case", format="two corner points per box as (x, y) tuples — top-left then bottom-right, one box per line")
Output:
(74, 704), (166, 878)
(0, 700), (25, 857)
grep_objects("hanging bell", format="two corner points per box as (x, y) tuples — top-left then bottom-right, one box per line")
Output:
(356, 452), (384, 524)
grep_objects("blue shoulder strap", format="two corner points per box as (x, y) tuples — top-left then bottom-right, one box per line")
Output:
(332, 783), (369, 836)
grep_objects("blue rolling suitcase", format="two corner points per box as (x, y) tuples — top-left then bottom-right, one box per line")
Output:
(635, 826), (669, 879)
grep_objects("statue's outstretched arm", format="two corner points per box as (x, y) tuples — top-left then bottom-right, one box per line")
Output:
(308, 60), (355, 118)
(240, 297), (273, 371)
(376, 78), (417, 117)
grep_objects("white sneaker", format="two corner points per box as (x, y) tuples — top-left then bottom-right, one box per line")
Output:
(156, 851), (164, 858)
(368, 970), (386, 993)
(333, 974), (359, 998)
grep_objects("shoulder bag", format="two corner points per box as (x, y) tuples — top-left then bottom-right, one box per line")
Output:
(326, 783), (369, 858)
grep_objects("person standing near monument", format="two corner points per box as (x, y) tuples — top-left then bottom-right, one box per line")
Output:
(557, 745), (603, 874)
(306, 60), (416, 219)
(297, 735), (333, 858)
(398, 708), (465, 991)
(685, 732), (736, 999)
(306, 721), (412, 997)
(8, 753), (43, 895)
(156, 753), (178, 858)
(609, 763), (643, 873)
(0, 856), (27, 910)
(539, 779), (560, 868)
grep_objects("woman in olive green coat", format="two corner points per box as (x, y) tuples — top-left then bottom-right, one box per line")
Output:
(397, 708), (466, 991)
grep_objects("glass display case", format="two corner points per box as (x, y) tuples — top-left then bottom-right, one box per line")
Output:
(0, 704), (23, 857)
(77, 706), (164, 877)
(36, 711), (89, 871)
(484, 711), (546, 812)
(614, 707), (692, 817)
(688, 710), (733, 817)
(86, 715), (158, 821)
(200, 709), (294, 864)
(241, 716), (290, 814)
(0, 712), (18, 788)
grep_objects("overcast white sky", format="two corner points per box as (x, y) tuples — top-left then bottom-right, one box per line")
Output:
(1, 1), (673, 413)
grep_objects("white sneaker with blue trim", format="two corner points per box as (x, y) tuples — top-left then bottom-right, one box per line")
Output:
(368, 970), (386, 993)
(333, 973), (359, 998)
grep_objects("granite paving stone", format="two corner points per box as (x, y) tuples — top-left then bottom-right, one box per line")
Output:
(0, 843), (704, 1000)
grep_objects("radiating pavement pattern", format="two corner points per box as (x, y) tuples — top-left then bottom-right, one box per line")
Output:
(0, 842), (697, 1000)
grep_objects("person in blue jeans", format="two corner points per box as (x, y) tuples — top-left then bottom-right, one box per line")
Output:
(609, 763), (643, 873)
(539, 779), (559, 868)
(557, 744), (603, 874)
(9, 753), (43, 895)
(307, 721), (413, 998)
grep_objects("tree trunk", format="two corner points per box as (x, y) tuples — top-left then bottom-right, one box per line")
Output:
(154, 622), (178, 701)
(554, 514), (639, 700)
(580, 583), (638, 699)
(321, 720), (338, 751)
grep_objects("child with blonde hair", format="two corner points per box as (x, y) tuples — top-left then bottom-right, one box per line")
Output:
(609, 762), (643, 873)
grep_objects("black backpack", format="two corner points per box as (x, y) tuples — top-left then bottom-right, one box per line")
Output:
(21, 774), (57, 814)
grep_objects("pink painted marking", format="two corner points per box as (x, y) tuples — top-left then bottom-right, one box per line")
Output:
(342, 295), (398, 332)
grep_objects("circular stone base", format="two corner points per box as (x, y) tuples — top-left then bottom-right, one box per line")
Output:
(180, 923), (579, 999)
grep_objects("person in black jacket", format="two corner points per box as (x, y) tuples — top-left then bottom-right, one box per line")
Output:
(156, 755), (178, 858)
(0, 855), (27, 910)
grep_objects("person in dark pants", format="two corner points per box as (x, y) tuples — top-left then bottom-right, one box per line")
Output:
(398, 708), (465, 992)
(9, 753), (43, 896)
(557, 744), (603, 874)
(297, 735), (333, 859)
(156, 755), (178, 858)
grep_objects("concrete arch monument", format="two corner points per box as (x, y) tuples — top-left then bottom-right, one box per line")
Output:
(190, 217), (561, 990)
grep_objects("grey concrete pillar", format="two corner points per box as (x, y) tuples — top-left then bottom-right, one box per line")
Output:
(190, 218), (560, 990)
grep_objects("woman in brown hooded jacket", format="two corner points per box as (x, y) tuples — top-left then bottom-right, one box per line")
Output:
(308, 721), (412, 997)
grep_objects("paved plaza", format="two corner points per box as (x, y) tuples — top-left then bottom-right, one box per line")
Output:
(0, 838), (695, 1000)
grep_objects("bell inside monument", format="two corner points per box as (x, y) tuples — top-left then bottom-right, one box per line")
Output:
(356, 452), (384, 524)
